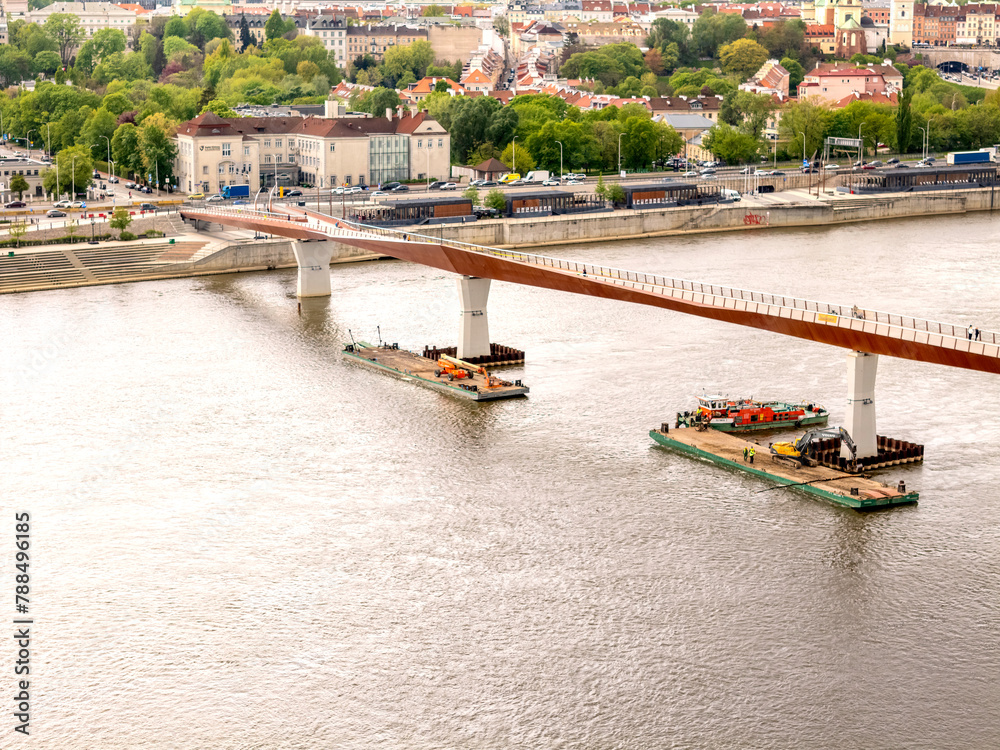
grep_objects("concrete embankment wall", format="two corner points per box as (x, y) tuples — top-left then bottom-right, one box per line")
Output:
(190, 238), (381, 273)
(407, 188), (999, 250)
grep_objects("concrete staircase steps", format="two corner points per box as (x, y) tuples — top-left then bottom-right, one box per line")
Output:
(0, 251), (87, 290)
(154, 242), (208, 262)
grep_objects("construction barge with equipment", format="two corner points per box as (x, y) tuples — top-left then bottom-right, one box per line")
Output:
(343, 342), (529, 401)
(650, 424), (919, 510)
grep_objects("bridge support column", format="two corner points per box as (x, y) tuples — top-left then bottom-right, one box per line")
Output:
(292, 241), (334, 297)
(457, 275), (490, 360)
(844, 351), (878, 460)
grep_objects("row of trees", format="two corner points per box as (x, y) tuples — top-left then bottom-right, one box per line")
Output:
(700, 64), (999, 165)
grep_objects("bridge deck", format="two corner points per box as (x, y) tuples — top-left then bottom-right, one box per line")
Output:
(178, 205), (1000, 375)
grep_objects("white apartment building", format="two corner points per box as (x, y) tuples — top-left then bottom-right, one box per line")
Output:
(173, 109), (450, 195)
(26, 2), (139, 37)
(300, 14), (348, 68)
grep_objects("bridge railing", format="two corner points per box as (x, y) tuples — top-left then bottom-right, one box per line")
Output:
(335, 219), (998, 348)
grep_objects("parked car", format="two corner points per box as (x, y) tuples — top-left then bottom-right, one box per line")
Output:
(285, 189), (303, 197)
(440, 182), (458, 190)
(53, 200), (72, 208)
(331, 187), (346, 195)
(140, 186), (152, 194)
(542, 179), (560, 186)
(345, 186), (363, 194)
(125, 182), (137, 189)
(139, 202), (155, 211)
(92, 170), (100, 178)
(108, 176), (119, 183)
(428, 181), (447, 190)
(46, 209), (67, 217)
(468, 180), (485, 187)
(479, 181), (498, 188)
(473, 206), (500, 218)
(188, 192), (205, 200)
(5, 200), (26, 208)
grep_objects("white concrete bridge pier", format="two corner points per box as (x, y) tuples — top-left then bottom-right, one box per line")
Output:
(292, 240), (335, 297)
(457, 275), (491, 359)
(844, 351), (879, 460)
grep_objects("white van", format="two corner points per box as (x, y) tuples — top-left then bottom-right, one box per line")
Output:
(721, 188), (741, 202)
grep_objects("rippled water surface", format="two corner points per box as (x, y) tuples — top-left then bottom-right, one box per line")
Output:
(3, 214), (1000, 749)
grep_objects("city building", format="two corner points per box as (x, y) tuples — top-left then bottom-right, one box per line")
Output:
(740, 59), (791, 98)
(25, 1), (139, 37)
(345, 23), (427, 61)
(299, 14), (348, 67)
(172, 108), (450, 195)
(797, 61), (903, 103)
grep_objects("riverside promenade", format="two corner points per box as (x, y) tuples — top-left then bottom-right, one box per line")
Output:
(2, 185), (998, 293)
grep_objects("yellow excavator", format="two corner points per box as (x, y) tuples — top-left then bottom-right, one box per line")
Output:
(770, 427), (857, 469)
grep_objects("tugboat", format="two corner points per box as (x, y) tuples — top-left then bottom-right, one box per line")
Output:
(675, 394), (829, 433)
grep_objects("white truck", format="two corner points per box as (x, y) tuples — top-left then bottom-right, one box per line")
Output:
(522, 170), (550, 184)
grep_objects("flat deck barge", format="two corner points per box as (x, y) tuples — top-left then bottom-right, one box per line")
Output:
(650, 426), (918, 510)
(343, 342), (529, 401)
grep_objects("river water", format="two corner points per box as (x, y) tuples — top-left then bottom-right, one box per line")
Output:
(3, 213), (1000, 749)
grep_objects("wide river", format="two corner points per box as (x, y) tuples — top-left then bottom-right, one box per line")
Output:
(3, 213), (1000, 749)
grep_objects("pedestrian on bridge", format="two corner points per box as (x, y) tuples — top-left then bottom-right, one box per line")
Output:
(968, 325), (974, 340)
(976, 328), (982, 341)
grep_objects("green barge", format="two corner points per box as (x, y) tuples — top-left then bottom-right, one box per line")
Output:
(650, 426), (918, 510)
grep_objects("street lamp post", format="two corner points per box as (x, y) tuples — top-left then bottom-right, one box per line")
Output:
(555, 140), (563, 178)
(858, 124), (866, 164)
(46, 123), (51, 160)
(425, 147), (430, 192)
(618, 132), (625, 175)
(917, 126), (927, 161)
(26, 130), (35, 161)
(71, 154), (80, 206)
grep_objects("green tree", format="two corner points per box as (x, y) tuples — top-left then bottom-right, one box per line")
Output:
(450, 96), (502, 162)
(200, 98), (239, 117)
(139, 114), (178, 187)
(484, 188), (506, 212)
(692, 11), (747, 59)
(10, 174), (28, 199)
(352, 86), (401, 117)
(81, 108), (117, 160)
(719, 38), (769, 81)
(595, 172), (606, 197)
(463, 186), (479, 204)
(239, 16), (253, 52)
(780, 57), (805, 96)
(500, 141), (535, 173)
(44, 13), (85, 66)
(111, 122), (143, 179)
(607, 183), (625, 204)
(42, 145), (93, 197)
(778, 101), (831, 160)
(758, 19), (805, 60)
(163, 16), (187, 40)
(896, 87), (914, 153)
(32, 50), (61, 76)
(187, 8), (230, 48)
(702, 123), (762, 164)
(297, 60), (320, 82)
(424, 4), (446, 16)
(264, 9), (287, 42)
(109, 206), (133, 238)
(720, 90), (776, 138)
(8, 219), (27, 248)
